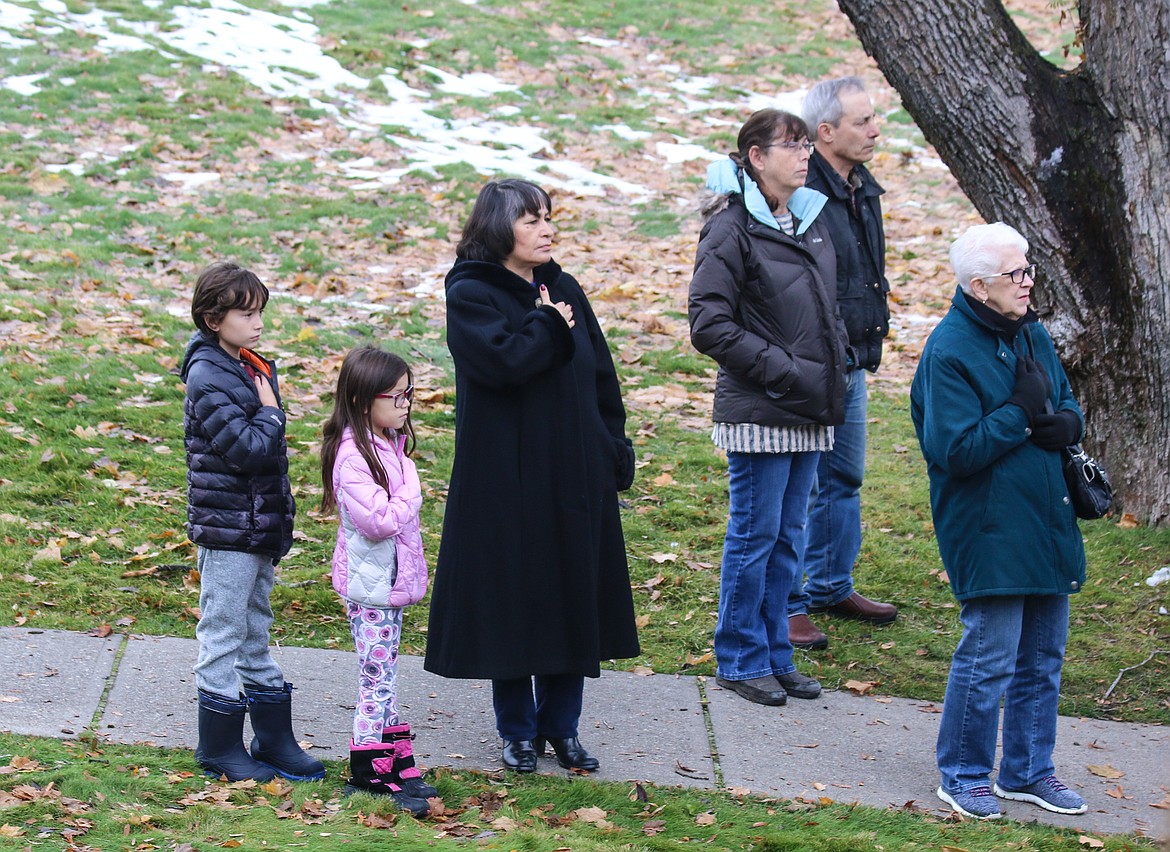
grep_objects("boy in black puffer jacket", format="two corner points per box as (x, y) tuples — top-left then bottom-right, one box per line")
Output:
(180, 261), (322, 783)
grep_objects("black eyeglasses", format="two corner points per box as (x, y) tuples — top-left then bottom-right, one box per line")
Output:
(375, 385), (414, 407)
(986, 264), (1037, 285)
(762, 140), (814, 154)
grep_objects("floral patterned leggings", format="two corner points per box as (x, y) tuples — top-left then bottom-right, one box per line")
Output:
(346, 601), (403, 746)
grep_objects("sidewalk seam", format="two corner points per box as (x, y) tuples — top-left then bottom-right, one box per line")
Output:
(86, 633), (129, 738)
(696, 675), (724, 789)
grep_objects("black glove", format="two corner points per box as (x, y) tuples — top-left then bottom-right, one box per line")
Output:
(615, 441), (635, 492)
(1006, 358), (1051, 421)
(1030, 409), (1081, 450)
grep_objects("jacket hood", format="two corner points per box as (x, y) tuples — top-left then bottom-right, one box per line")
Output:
(702, 157), (827, 234)
(444, 256), (562, 293)
(180, 330), (221, 381)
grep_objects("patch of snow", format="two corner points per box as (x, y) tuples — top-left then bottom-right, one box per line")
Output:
(3, 73), (46, 95)
(597, 124), (652, 141)
(418, 64), (518, 97)
(162, 0), (369, 99)
(160, 171), (222, 189)
(1146, 566), (1170, 587)
(671, 75), (717, 95)
(656, 141), (721, 164)
(45, 162), (87, 175)
(578, 35), (619, 48)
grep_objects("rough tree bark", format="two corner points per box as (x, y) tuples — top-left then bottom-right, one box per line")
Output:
(835, 0), (1170, 524)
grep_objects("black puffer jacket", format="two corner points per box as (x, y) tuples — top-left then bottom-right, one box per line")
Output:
(689, 191), (849, 428)
(180, 332), (294, 560)
(804, 151), (889, 372)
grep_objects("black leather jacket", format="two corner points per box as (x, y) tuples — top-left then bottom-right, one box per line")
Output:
(805, 151), (889, 371)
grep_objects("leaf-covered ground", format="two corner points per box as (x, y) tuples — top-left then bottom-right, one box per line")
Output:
(2, 0), (1166, 722)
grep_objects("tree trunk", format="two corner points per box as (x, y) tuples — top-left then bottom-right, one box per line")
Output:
(835, 0), (1170, 524)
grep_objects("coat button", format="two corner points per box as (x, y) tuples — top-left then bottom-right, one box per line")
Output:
(1063, 496), (1069, 504)
(1071, 581), (1079, 590)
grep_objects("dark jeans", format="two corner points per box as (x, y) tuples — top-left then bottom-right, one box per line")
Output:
(492, 674), (584, 740)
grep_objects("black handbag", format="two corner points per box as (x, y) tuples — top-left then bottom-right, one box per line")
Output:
(1022, 326), (1113, 520)
(1061, 442), (1113, 520)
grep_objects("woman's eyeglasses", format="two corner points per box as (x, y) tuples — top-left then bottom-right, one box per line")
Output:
(762, 140), (815, 154)
(986, 264), (1037, 285)
(375, 385), (414, 407)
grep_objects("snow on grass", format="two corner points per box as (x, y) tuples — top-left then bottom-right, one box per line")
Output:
(1, 0), (815, 195)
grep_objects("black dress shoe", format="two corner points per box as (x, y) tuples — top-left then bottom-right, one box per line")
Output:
(715, 675), (788, 706)
(535, 736), (599, 771)
(501, 739), (537, 772)
(775, 670), (822, 699)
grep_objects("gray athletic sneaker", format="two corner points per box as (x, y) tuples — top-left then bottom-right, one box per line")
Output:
(937, 785), (1002, 820)
(994, 776), (1087, 814)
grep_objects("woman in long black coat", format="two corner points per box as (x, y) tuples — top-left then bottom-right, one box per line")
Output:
(424, 179), (639, 773)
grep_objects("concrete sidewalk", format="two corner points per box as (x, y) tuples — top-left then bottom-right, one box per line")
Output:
(1, 626), (1166, 838)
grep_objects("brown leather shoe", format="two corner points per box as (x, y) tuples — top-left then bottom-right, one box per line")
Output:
(810, 592), (897, 625)
(788, 614), (829, 650)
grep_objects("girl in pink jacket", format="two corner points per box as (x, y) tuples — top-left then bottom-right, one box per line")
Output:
(320, 346), (434, 816)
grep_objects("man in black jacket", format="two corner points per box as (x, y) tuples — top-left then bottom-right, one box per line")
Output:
(788, 77), (898, 649)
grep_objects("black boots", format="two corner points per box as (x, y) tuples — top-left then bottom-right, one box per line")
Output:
(535, 736), (600, 771)
(347, 739), (431, 816)
(244, 682), (326, 781)
(195, 689), (277, 782)
(501, 739), (538, 772)
(381, 724), (439, 799)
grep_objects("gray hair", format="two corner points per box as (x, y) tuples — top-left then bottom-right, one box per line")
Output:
(949, 222), (1030, 294)
(801, 76), (868, 131)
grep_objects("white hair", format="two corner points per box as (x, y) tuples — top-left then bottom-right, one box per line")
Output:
(801, 76), (867, 132)
(949, 222), (1029, 294)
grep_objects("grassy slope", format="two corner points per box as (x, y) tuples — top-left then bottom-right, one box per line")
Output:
(0, 0), (1167, 848)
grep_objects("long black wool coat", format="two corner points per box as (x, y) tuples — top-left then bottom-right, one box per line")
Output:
(424, 258), (640, 680)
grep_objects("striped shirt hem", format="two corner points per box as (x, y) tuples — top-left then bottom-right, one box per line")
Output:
(712, 421), (833, 453)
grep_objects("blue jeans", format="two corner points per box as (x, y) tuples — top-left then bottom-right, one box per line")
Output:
(936, 595), (1069, 792)
(715, 451), (819, 681)
(790, 369), (867, 614)
(492, 675), (584, 741)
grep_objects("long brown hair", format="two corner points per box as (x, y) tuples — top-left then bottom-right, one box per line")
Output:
(320, 346), (415, 514)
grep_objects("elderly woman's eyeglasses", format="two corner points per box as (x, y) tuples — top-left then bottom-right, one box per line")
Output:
(375, 385), (414, 407)
(986, 264), (1037, 285)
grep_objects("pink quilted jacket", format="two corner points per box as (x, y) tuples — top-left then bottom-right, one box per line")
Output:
(330, 427), (428, 608)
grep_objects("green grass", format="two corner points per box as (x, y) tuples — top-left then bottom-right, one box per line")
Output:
(2, 307), (1167, 724)
(0, 733), (1154, 851)
(1, 0), (1165, 846)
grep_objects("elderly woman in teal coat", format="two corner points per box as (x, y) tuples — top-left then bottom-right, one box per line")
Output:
(911, 222), (1088, 821)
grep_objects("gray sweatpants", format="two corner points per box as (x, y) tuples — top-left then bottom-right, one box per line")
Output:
(194, 547), (284, 697)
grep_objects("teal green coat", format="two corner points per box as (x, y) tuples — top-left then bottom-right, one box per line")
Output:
(910, 288), (1086, 601)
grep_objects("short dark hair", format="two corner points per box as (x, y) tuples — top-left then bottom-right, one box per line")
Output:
(731, 109), (810, 210)
(456, 179), (553, 263)
(191, 261), (269, 335)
